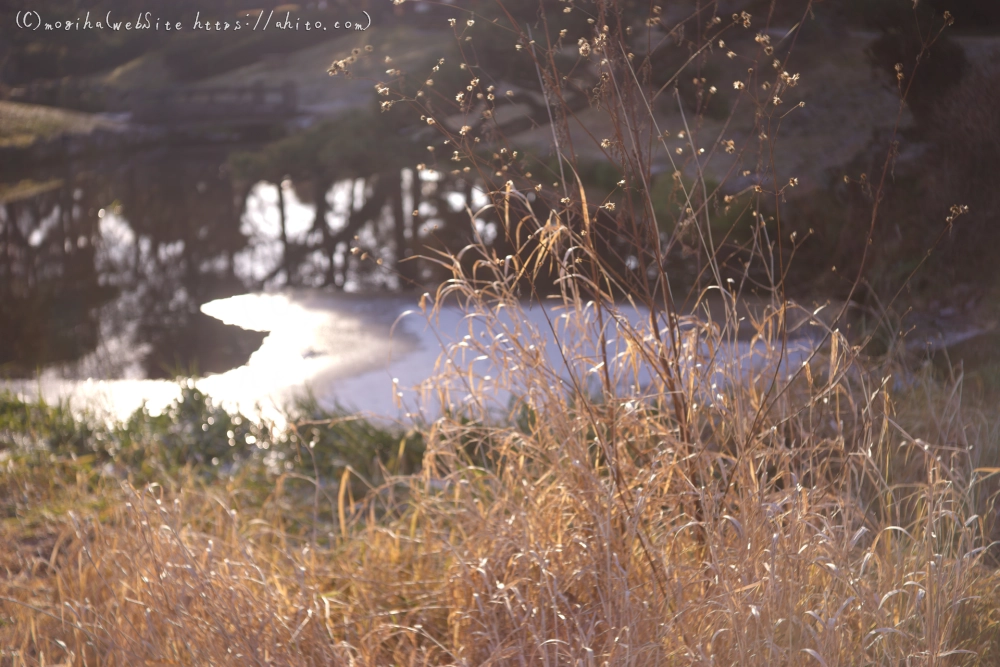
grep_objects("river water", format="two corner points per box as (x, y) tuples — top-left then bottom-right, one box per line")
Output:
(5, 145), (988, 425)
(3, 284), (824, 428)
(0, 144), (419, 422)
(1, 144), (464, 374)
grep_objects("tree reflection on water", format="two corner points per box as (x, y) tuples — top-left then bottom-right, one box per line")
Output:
(0, 135), (491, 381)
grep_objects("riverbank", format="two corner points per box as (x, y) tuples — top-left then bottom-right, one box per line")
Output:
(0, 100), (163, 162)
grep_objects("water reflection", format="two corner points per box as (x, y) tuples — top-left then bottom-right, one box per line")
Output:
(1, 142), (834, 423)
(1, 147), (262, 379)
(0, 144), (492, 382)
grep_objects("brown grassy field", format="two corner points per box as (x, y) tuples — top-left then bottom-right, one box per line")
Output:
(4, 1), (1000, 664)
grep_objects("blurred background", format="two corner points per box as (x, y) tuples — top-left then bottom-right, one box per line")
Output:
(1, 0), (999, 395)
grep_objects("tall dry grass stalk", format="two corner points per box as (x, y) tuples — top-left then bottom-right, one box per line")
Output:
(3, 0), (1000, 664)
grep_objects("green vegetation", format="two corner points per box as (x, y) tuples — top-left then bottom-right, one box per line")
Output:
(0, 102), (121, 148)
(0, 386), (423, 492)
(0, 179), (64, 204)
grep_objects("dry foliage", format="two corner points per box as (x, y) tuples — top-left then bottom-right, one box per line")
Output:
(3, 0), (1000, 665)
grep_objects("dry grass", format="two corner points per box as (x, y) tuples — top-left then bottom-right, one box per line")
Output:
(0, 101), (122, 148)
(4, 302), (1000, 665)
(4, 1), (1000, 664)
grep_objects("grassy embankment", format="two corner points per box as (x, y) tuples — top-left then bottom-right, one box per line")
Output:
(0, 101), (125, 149)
